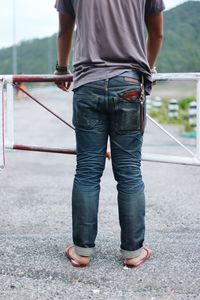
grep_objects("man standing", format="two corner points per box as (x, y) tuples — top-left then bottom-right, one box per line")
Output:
(55, 0), (165, 268)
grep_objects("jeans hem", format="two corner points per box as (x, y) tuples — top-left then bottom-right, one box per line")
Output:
(74, 245), (95, 257)
(121, 247), (143, 259)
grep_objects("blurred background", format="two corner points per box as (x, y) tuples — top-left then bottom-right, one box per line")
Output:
(0, 0), (200, 144)
(0, 0), (200, 74)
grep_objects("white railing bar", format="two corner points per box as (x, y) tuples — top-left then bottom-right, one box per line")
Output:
(1, 73), (200, 167)
(142, 153), (200, 166)
(147, 114), (195, 157)
(1, 73), (200, 82)
(5, 143), (199, 166)
(153, 73), (200, 81)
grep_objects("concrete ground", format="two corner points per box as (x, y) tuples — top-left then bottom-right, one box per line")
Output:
(0, 86), (199, 300)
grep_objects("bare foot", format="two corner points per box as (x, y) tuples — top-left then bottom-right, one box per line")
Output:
(124, 247), (151, 268)
(67, 246), (90, 265)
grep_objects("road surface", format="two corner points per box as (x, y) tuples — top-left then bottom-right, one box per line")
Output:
(0, 86), (199, 299)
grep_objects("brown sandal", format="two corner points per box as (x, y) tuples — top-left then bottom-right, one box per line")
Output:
(64, 246), (90, 268)
(124, 247), (152, 268)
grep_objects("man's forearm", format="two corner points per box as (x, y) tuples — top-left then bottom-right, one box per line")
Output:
(145, 12), (164, 70)
(57, 29), (74, 67)
(146, 33), (163, 69)
(56, 12), (75, 68)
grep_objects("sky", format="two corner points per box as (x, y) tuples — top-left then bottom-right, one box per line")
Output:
(0, 0), (198, 48)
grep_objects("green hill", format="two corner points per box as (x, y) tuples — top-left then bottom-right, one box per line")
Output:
(0, 35), (66, 74)
(0, 34), (75, 75)
(0, 1), (199, 74)
(157, 1), (200, 72)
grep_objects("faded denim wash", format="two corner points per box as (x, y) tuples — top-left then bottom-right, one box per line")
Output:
(72, 71), (146, 259)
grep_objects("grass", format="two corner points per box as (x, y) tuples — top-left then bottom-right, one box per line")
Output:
(149, 97), (196, 132)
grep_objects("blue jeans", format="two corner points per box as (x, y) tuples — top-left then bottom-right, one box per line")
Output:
(72, 71), (146, 259)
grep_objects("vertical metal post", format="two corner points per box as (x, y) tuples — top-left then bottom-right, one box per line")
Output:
(196, 79), (200, 159)
(0, 80), (5, 168)
(5, 77), (15, 148)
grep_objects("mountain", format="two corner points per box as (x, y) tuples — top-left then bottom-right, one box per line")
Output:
(0, 36), (56, 74)
(157, 1), (200, 72)
(0, 34), (75, 75)
(0, 1), (199, 74)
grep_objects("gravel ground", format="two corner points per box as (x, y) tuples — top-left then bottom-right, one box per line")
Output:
(0, 86), (199, 300)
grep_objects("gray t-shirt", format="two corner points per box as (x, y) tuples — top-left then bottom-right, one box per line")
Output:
(55, 0), (165, 94)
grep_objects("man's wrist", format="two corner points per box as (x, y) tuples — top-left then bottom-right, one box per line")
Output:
(56, 61), (69, 73)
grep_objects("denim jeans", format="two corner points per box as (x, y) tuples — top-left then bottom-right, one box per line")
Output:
(72, 71), (146, 259)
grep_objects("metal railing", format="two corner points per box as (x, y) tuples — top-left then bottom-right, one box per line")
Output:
(0, 73), (200, 168)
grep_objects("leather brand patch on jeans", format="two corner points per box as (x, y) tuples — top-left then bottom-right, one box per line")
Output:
(122, 90), (141, 101)
(124, 77), (140, 84)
